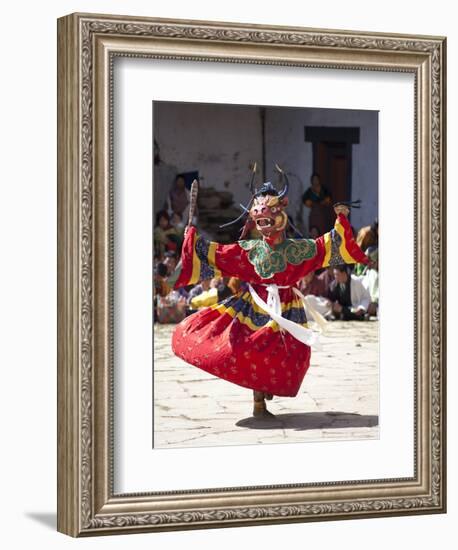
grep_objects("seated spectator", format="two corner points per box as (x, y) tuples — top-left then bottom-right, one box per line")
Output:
(163, 250), (184, 287)
(361, 246), (379, 317)
(154, 210), (182, 258)
(189, 282), (219, 310)
(329, 265), (371, 320)
(187, 279), (211, 306)
(186, 276), (237, 313)
(163, 251), (178, 276)
(227, 277), (243, 295)
(356, 219), (378, 252)
(299, 270), (327, 297)
(211, 276), (233, 301)
(156, 289), (187, 324)
(317, 266), (335, 297)
(297, 270), (332, 320)
(353, 233), (378, 275)
(154, 257), (187, 324)
(154, 262), (171, 298)
(171, 211), (186, 239)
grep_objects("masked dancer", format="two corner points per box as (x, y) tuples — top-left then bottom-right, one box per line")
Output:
(171, 165), (369, 418)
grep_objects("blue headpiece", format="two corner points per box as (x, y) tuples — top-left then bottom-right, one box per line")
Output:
(219, 163), (289, 229)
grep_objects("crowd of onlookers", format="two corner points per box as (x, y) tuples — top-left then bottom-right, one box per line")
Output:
(154, 214), (379, 324)
(296, 221), (379, 322)
(154, 162), (379, 324)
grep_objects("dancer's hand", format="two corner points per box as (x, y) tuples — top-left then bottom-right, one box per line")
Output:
(334, 204), (350, 217)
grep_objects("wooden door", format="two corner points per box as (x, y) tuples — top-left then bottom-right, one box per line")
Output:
(315, 141), (351, 204)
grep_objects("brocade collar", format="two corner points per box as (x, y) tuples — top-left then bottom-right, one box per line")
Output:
(238, 238), (317, 279)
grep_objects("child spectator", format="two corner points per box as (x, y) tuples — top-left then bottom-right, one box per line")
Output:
(154, 210), (182, 258)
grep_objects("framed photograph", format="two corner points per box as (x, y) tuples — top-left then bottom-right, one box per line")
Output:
(152, 99), (380, 451)
(57, 13), (446, 536)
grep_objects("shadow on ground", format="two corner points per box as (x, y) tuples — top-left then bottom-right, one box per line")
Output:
(236, 411), (379, 431)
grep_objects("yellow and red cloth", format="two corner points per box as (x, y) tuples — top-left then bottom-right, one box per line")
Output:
(172, 214), (368, 397)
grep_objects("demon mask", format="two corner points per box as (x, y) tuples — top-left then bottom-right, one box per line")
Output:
(248, 183), (289, 238)
(220, 164), (291, 240)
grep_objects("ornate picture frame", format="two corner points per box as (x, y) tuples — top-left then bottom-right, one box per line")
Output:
(57, 12), (446, 536)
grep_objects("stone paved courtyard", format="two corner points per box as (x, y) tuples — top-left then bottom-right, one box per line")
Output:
(153, 320), (379, 449)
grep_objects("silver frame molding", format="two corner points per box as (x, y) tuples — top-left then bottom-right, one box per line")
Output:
(57, 12), (446, 537)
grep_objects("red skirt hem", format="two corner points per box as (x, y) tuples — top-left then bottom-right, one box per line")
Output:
(171, 307), (311, 398)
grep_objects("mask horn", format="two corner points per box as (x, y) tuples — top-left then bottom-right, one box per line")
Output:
(249, 161), (257, 194)
(275, 164), (289, 199)
(220, 163), (257, 229)
(219, 199), (254, 229)
(219, 208), (248, 229)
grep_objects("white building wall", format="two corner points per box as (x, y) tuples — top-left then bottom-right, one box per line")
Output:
(264, 107), (379, 231)
(153, 101), (263, 209)
(154, 102), (378, 232)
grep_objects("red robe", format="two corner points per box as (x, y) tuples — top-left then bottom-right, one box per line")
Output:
(172, 214), (368, 397)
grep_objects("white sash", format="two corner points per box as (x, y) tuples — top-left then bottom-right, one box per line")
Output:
(247, 283), (327, 348)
